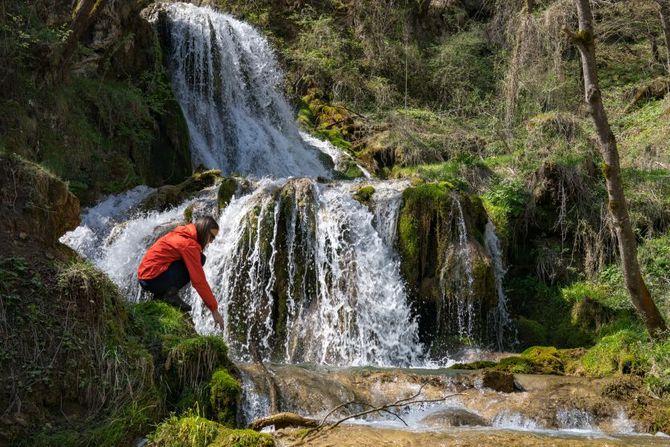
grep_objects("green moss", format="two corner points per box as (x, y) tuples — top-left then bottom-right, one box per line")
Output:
(581, 329), (647, 377)
(448, 360), (497, 370)
(147, 415), (274, 447)
(184, 205), (194, 223)
(495, 356), (534, 374)
(353, 185), (375, 206)
(131, 301), (194, 351)
(148, 415), (221, 447)
(515, 317), (548, 347)
(164, 336), (230, 391)
(210, 369), (242, 427)
(520, 346), (564, 374)
(397, 182), (452, 283)
(218, 177), (238, 210)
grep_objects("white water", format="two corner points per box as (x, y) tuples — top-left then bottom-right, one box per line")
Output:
(61, 3), (506, 368)
(438, 198), (477, 341)
(189, 179), (421, 366)
(152, 3), (329, 177)
(484, 221), (513, 351)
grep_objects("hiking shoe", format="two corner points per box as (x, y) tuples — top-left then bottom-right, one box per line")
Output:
(157, 288), (192, 312)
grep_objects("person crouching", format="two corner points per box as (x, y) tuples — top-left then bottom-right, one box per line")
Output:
(138, 215), (225, 329)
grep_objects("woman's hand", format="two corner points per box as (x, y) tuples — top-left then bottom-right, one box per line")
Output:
(212, 309), (225, 330)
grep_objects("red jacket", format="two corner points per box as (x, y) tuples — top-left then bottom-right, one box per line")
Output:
(138, 224), (218, 311)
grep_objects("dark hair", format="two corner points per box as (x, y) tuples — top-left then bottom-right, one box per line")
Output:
(194, 216), (219, 247)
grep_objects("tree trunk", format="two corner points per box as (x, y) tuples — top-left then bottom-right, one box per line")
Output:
(248, 412), (319, 431)
(567, 0), (667, 338)
(657, 0), (670, 74)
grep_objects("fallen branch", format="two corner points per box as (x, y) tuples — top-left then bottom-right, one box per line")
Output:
(248, 412), (319, 431)
(299, 385), (462, 442)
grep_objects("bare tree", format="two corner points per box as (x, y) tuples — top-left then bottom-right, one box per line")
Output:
(564, 0), (667, 338)
(655, 0), (670, 73)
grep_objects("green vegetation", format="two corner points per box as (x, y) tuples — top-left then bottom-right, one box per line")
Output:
(218, 177), (239, 210)
(210, 369), (242, 427)
(3, 0), (670, 440)
(148, 415), (274, 447)
(0, 0), (192, 204)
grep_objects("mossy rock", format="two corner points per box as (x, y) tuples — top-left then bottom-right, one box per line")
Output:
(492, 346), (584, 375)
(0, 154), (80, 245)
(448, 360), (497, 370)
(494, 356), (535, 374)
(184, 204), (194, 222)
(520, 346), (564, 374)
(218, 177), (238, 210)
(515, 317), (549, 348)
(141, 169), (221, 212)
(352, 185), (375, 206)
(570, 297), (614, 333)
(147, 415), (274, 447)
(397, 182), (495, 351)
(131, 301), (195, 353)
(580, 330), (647, 377)
(163, 336), (230, 390)
(148, 415), (221, 447)
(210, 369), (242, 427)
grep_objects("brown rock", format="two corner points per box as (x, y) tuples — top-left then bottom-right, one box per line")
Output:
(479, 370), (514, 393)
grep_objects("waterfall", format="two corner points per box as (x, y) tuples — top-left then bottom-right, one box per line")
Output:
(189, 180), (421, 366)
(484, 221), (513, 351)
(153, 3), (330, 177)
(60, 3), (506, 369)
(370, 181), (408, 248)
(438, 198), (477, 342)
(64, 180), (422, 367)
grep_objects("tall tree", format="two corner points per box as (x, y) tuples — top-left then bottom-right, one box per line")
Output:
(564, 0), (667, 338)
(656, 0), (670, 73)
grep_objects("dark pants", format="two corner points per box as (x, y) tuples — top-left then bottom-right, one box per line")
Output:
(139, 254), (206, 298)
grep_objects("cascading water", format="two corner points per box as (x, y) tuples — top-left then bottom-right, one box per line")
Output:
(484, 221), (513, 351)
(438, 198), (477, 342)
(189, 179), (421, 366)
(153, 3), (330, 177)
(62, 2), (503, 369)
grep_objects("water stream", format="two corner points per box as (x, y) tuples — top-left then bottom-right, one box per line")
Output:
(59, 2), (660, 443)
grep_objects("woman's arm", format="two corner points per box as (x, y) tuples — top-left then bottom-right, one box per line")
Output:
(179, 244), (219, 312)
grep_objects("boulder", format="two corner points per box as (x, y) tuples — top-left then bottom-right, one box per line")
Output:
(479, 370), (514, 393)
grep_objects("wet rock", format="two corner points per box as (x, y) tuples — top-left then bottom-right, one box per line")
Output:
(479, 370), (514, 393)
(420, 408), (489, 427)
(396, 183), (496, 354)
(218, 177), (238, 210)
(139, 170), (221, 212)
(352, 185), (375, 206)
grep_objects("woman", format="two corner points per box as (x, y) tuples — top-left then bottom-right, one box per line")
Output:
(138, 216), (225, 328)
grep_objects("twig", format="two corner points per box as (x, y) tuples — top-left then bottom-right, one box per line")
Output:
(327, 393), (462, 430)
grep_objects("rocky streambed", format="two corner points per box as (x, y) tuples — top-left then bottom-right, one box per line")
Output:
(239, 364), (670, 446)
